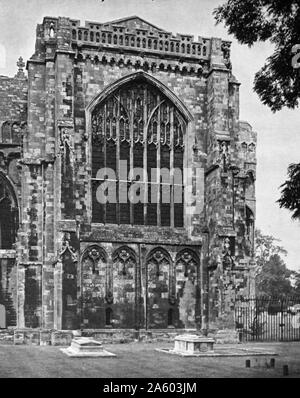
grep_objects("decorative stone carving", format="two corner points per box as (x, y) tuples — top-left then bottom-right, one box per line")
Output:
(59, 232), (77, 263)
(221, 41), (232, 69)
(59, 128), (74, 154)
(105, 291), (114, 305)
(177, 250), (197, 277)
(113, 247), (135, 276)
(248, 142), (255, 152)
(222, 237), (234, 270)
(241, 142), (247, 152)
(218, 140), (230, 172)
(148, 249), (169, 277)
(16, 57), (26, 78)
(83, 245), (106, 274)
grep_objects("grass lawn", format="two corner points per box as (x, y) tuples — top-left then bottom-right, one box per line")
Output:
(0, 341), (300, 378)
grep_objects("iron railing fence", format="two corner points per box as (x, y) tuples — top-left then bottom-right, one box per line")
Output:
(235, 296), (300, 342)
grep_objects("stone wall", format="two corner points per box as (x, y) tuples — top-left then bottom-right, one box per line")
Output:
(79, 243), (201, 330)
(0, 63), (26, 328)
(0, 15), (256, 333)
(0, 70), (27, 122)
(0, 256), (17, 326)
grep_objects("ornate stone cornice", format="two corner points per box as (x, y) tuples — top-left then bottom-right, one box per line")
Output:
(74, 50), (208, 76)
(20, 156), (56, 166)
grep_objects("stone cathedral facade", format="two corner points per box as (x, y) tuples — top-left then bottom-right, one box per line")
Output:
(0, 16), (256, 338)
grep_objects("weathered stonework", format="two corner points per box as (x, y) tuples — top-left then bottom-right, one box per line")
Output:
(0, 16), (256, 338)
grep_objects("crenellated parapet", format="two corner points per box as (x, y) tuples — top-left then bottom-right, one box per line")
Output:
(28, 16), (232, 76)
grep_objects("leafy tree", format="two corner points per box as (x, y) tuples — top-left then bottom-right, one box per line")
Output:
(278, 163), (300, 220)
(214, 1), (300, 221)
(293, 271), (300, 295)
(256, 253), (294, 296)
(255, 229), (287, 270)
(254, 230), (298, 296)
(214, 0), (300, 112)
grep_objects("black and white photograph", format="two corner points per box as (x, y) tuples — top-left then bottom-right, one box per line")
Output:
(0, 0), (299, 383)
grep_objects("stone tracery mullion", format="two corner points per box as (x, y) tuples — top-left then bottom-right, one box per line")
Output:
(116, 93), (121, 224)
(146, 100), (165, 138)
(129, 87), (134, 225)
(170, 106), (175, 228)
(143, 85), (148, 222)
(103, 102), (107, 223)
(157, 93), (161, 226)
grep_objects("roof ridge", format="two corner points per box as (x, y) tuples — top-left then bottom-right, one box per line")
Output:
(102, 15), (166, 32)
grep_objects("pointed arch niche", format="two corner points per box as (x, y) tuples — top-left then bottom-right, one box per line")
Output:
(111, 246), (137, 328)
(0, 173), (19, 328)
(175, 249), (200, 328)
(146, 247), (172, 329)
(0, 173), (19, 249)
(81, 245), (108, 329)
(88, 71), (192, 228)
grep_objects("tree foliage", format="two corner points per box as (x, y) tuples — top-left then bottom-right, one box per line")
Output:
(255, 229), (287, 269)
(214, 1), (300, 221)
(278, 163), (300, 219)
(254, 229), (300, 296)
(214, 0), (300, 112)
(256, 253), (294, 296)
(293, 272), (300, 295)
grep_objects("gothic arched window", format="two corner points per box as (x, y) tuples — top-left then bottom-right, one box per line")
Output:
(91, 77), (186, 227)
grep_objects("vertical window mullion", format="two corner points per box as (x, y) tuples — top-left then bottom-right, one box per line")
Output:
(170, 107), (174, 228)
(104, 103), (107, 224)
(92, 85), (186, 229)
(129, 90), (134, 225)
(143, 85), (148, 225)
(116, 95), (120, 225)
(157, 95), (161, 227)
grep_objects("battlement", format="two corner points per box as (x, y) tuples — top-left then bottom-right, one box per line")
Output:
(36, 16), (231, 66)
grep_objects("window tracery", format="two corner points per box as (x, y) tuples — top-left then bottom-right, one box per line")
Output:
(92, 79), (185, 227)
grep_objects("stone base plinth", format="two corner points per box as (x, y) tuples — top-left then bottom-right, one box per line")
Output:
(60, 337), (116, 358)
(51, 331), (73, 346)
(14, 329), (40, 345)
(0, 329), (14, 343)
(214, 329), (240, 344)
(173, 334), (215, 354)
(156, 346), (278, 358)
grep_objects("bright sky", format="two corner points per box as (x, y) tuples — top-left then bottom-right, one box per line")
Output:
(0, 0), (299, 270)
